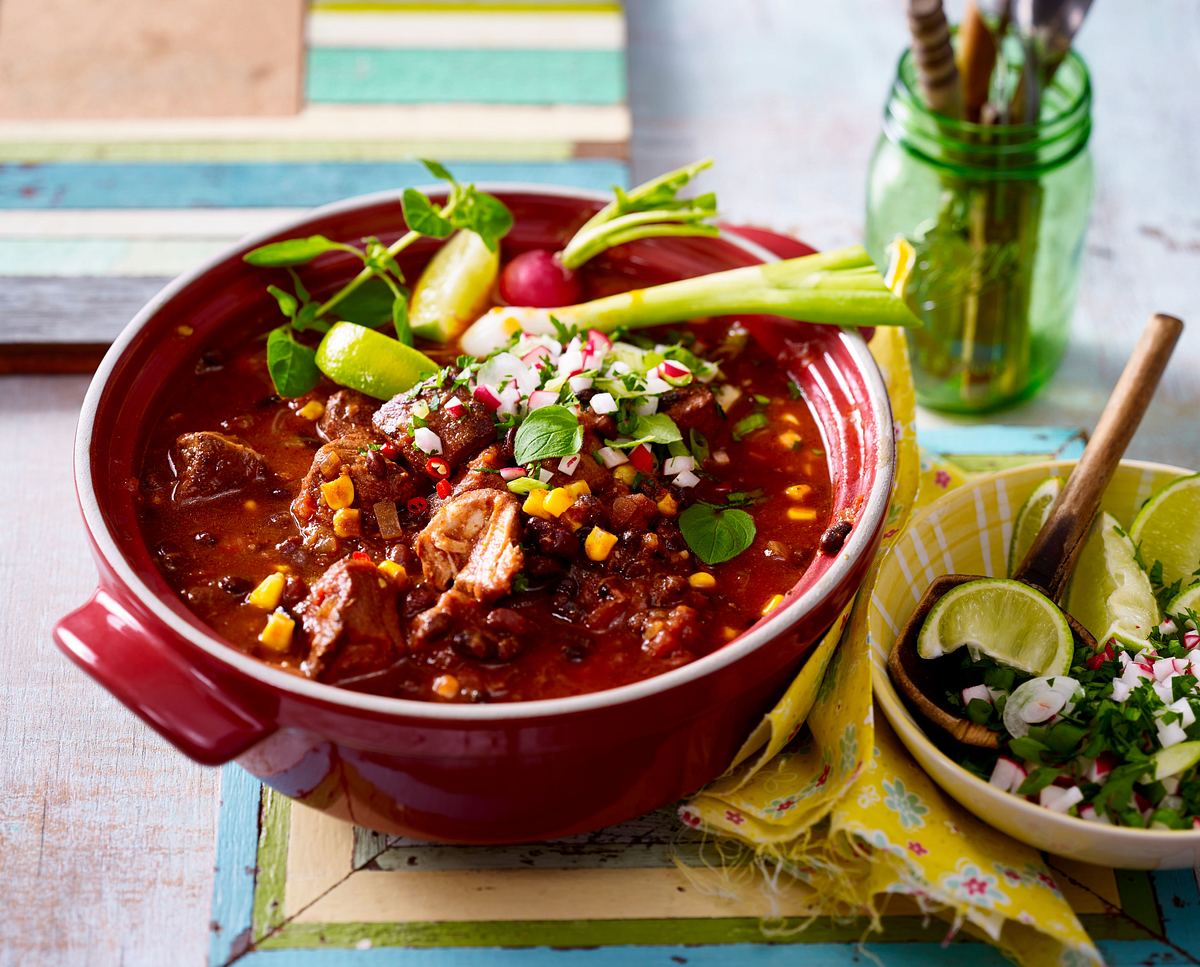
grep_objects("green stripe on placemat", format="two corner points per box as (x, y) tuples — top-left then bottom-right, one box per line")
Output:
(306, 48), (625, 104)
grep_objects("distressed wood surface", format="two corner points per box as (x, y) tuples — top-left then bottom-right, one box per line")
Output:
(1, 2), (1198, 965)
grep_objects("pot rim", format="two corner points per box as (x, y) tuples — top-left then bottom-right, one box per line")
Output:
(75, 183), (895, 723)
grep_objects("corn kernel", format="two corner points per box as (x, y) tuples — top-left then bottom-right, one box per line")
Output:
(523, 488), (551, 519)
(243, 499), (258, 511)
(565, 480), (591, 498)
(762, 593), (786, 615)
(297, 399), (325, 420)
(778, 430), (802, 449)
(258, 609), (295, 652)
(248, 572), (285, 610)
(787, 507), (818, 522)
(432, 674), (460, 699)
(175, 324), (194, 336)
(332, 507), (361, 537)
(544, 487), (575, 517)
(321, 474), (355, 510)
(585, 527), (618, 562)
(657, 493), (678, 517)
(613, 465), (638, 485)
(782, 413), (800, 425)
(688, 572), (716, 590)
(722, 626), (740, 641)
(785, 483), (812, 501)
(378, 560), (408, 587)
(273, 564), (291, 573)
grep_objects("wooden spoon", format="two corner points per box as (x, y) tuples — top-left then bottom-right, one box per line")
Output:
(889, 313), (1185, 748)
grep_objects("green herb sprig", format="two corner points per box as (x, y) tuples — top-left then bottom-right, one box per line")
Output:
(678, 501), (757, 565)
(244, 160), (513, 398)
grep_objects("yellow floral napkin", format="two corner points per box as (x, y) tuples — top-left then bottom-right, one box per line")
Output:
(680, 328), (1102, 966)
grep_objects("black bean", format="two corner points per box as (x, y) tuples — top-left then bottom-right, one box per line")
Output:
(820, 520), (853, 555)
(217, 575), (253, 595)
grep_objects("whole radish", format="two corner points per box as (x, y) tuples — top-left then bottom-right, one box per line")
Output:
(499, 249), (582, 308)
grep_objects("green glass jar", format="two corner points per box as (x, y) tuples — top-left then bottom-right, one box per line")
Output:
(865, 49), (1093, 413)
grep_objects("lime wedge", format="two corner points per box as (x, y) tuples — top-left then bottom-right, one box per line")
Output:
(1167, 581), (1200, 618)
(315, 321), (439, 401)
(1067, 512), (1159, 650)
(1150, 741), (1200, 781)
(1129, 473), (1200, 588)
(409, 230), (500, 343)
(1008, 476), (1063, 577)
(917, 578), (1073, 678)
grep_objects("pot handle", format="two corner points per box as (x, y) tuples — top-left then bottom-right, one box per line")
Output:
(54, 589), (277, 765)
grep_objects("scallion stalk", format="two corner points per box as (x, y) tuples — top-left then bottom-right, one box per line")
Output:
(460, 242), (919, 357)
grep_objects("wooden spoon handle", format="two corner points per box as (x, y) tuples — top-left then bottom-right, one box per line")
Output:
(1015, 313), (1184, 599)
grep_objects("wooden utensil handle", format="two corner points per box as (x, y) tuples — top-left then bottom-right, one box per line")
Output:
(1015, 313), (1184, 599)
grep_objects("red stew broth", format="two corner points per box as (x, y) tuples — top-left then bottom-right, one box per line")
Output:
(137, 302), (832, 703)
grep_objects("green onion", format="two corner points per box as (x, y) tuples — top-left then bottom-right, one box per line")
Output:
(732, 412), (769, 441)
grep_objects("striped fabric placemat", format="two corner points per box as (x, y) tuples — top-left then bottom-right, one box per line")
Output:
(0, 0), (629, 372)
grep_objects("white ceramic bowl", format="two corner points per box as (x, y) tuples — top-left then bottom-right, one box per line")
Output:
(871, 458), (1200, 869)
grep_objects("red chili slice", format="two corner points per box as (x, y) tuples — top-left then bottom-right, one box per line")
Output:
(436, 479), (452, 499)
(426, 456), (450, 478)
(380, 442), (400, 460)
(351, 551), (372, 562)
(407, 496), (429, 514)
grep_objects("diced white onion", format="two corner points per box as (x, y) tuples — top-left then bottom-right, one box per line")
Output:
(527, 389), (558, 411)
(558, 454), (581, 475)
(644, 375), (672, 395)
(634, 396), (659, 416)
(1110, 678), (1132, 704)
(569, 375), (594, 394)
(1153, 679), (1175, 705)
(590, 392), (618, 415)
(538, 468), (554, 484)
(960, 684), (993, 706)
(413, 427), (442, 454)
(595, 446), (628, 468)
(714, 384), (743, 410)
(663, 455), (696, 477)
(1166, 697), (1196, 728)
(673, 469), (701, 488)
(500, 467), (526, 481)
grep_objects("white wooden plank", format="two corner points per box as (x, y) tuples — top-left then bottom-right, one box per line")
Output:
(307, 9), (626, 50)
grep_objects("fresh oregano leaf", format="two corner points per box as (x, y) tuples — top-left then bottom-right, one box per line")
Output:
(678, 502), (756, 565)
(266, 284), (297, 321)
(606, 413), (682, 449)
(244, 235), (351, 267)
(333, 277), (396, 330)
(420, 158), (455, 183)
(266, 326), (320, 398)
(450, 188), (514, 252)
(513, 405), (583, 465)
(402, 188), (453, 238)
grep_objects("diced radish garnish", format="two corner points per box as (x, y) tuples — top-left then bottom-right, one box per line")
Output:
(1079, 805), (1111, 824)
(628, 444), (655, 473)
(558, 454), (581, 475)
(500, 467), (526, 481)
(657, 360), (691, 381)
(1110, 679), (1132, 704)
(673, 469), (701, 488)
(569, 375), (594, 394)
(1161, 619), (1178, 636)
(1158, 720), (1188, 748)
(1117, 650), (1132, 668)
(1134, 791), (1154, 815)
(960, 684), (993, 706)
(1087, 754), (1116, 784)
(1086, 642), (1115, 670)
(634, 396), (659, 416)
(1154, 680), (1175, 704)
(522, 345), (552, 369)
(1186, 630), (1200, 650)
(413, 427), (442, 454)
(1039, 785), (1084, 813)
(558, 348), (584, 377)
(663, 455), (695, 477)
(473, 384), (501, 411)
(586, 329), (612, 357)
(590, 392), (618, 415)
(527, 389), (558, 411)
(1153, 657), (1182, 681)
(988, 757), (1026, 794)
(444, 395), (466, 419)
(497, 384), (521, 416)
(596, 447), (628, 468)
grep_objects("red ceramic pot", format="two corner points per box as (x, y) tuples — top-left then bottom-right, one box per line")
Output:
(54, 187), (894, 843)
